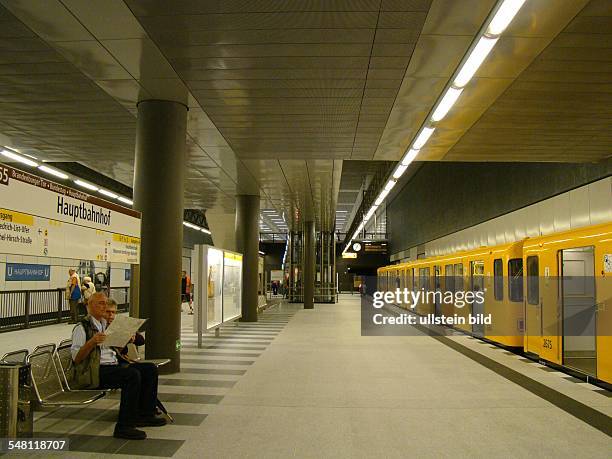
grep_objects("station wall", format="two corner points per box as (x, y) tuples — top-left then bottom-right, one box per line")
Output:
(388, 160), (612, 261)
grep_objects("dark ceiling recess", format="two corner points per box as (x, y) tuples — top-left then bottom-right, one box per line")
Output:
(184, 209), (210, 231)
(49, 162), (133, 198)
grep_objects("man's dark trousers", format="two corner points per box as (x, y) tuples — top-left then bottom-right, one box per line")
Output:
(98, 362), (158, 427)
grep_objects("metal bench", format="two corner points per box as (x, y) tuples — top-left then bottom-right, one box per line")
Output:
(1, 349), (29, 364)
(55, 342), (75, 390)
(27, 350), (106, 406)
(32, 343), (56, 355)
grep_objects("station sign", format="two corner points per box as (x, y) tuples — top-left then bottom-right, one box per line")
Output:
(5, 262), (50, 281)
(0, 162), (141, 264)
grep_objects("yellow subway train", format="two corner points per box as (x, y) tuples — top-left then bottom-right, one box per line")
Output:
(377, 222), (612, 385)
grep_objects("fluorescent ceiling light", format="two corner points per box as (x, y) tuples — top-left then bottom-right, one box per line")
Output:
(454, 36), (498, 88)
(259, 251), (265, 255)
(38, 165), (68, 179)
(365, 205), (378, 221)
(200, 228), (211, 235)
(393, 164), (408, 180)
(74, 179), (98, 191)
(118, 196), (133, 205)
(487, 0), (526, 35)
(384, 180), (396, 192)
(336, 210), (347, 213)
(431, 87), (464, 122)
(2, 149), (38, 167)
(99, 189), (118, 199)
(401, 149), (419, 166)
(413, 127), (435, 150)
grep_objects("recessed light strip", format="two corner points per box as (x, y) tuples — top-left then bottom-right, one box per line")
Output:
(343, 0), (526, 254)
(1, 148), (138, 209)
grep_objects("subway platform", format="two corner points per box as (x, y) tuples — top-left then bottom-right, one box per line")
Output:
(1, 295), (610, 458)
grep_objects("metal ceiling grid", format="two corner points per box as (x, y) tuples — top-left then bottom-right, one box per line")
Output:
(126, 0), (432, 161)
(374, 0), (607, 164)
(445, 0), (612, 162)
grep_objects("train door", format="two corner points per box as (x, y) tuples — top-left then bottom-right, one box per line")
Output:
(560, 247), (596, 376)
(434, 265), (442, 316)
(471, 260), (485, 336)
(525, 256), (541, 355)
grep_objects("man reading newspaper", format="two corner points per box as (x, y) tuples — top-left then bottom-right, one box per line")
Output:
(70, 292), (166, 440)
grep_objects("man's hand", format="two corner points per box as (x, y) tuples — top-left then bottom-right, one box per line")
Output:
(129, 334), (136, 343)
(89, 332), (106, 345)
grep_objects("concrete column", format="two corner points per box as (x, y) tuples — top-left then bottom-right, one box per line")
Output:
(303, 221), (315, 309)
(235, 195), (260, 322)
(132, 99), (187, 373)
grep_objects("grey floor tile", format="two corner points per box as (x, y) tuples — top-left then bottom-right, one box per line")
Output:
(180, 358), (254, 365)
(158, 393), (223, 404)
(159, 378), (235, 388)
(181, 351), (261, 357)
(179, 368), (246, 376)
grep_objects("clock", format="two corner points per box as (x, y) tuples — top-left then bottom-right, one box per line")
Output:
(352, 242), (362, 252)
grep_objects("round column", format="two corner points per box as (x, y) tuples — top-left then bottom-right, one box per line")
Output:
(132, 99), (187, 373)
(235, 195), (260, 322)
(303, 221), (315, 309)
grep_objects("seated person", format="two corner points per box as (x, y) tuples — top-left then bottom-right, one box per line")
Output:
(70, 292), (165, 440)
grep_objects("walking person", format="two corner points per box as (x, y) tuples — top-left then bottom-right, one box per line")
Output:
(66, 268), (82, 323)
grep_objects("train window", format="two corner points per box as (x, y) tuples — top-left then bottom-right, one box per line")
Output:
(526, 256), (539, 305)
(471, 261), (485, 293)
(508, 258), (523, 302)
(445, 265), (454, 292)
(411, 268), (417, 292)
(434, 265), (441, 290)
(493, 258), (503, 301)
(419, 267), (430, 291)
(454, 263), (464, 291)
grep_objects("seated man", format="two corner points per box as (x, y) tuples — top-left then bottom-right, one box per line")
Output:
(70, 292), (165, 440)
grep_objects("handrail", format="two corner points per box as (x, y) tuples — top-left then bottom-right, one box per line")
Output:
(0, 286), (129, 332)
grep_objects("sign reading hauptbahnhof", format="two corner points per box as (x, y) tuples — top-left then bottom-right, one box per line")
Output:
(0, 162), (141, 263)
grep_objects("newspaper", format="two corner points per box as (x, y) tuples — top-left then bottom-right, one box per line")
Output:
(104, 315), (147, 348)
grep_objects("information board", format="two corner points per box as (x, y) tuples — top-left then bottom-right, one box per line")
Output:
(0, 162), (141, 263)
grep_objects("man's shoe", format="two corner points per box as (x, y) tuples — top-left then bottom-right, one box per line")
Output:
(113, 426), (146, 440)
(136, 416), (167, 427)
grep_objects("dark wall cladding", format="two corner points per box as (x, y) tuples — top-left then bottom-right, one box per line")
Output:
(387, 159), (612, 255)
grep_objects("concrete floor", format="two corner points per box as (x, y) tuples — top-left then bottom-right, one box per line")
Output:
(2, 295), (611, 458)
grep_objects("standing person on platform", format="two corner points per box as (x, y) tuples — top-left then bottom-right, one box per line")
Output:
(71, 292), (166, 440)
(181, 270), (193, 314)
(66, 268), (81, 323)
(81, 276), (96, 305)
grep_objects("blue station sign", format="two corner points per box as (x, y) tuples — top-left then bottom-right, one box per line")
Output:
(5, 263), (50, 281)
